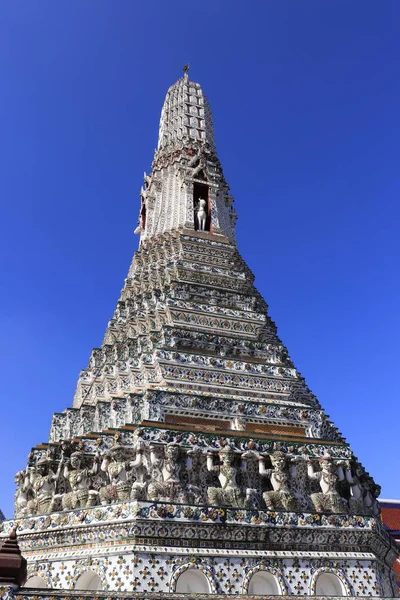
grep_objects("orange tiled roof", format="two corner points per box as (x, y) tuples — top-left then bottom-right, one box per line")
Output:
(393, 559), (400, 577)
(381, 506), (400, 533)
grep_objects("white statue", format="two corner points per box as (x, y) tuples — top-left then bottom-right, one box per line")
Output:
(258, 452), (299, 511)
(148, 443), (187, 503)
(307, 455), (347, 513)
(130, 430), (149, 500)
(31, 458), (63, 515)
(196, 198), (207, 231)
(206, 446), (243, 507)
(62, 451), (99, 510)
(14, 470), (35, 518)
(99, 445), (134, 504)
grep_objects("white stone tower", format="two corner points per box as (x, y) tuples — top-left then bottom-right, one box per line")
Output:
(132, 69), (236, 245)
(1, 70), (398, 599)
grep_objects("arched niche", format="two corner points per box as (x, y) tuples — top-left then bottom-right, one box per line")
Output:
(175, 568), (211, 594)
(24, 576), (48, 589)
(247, 571), (281, 595)
(315, 572), (346, 596)
(75, 570), (103, 591)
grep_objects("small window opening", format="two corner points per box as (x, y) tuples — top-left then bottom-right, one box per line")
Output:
(140, 200), (146, 230)
(193, 181), (211, 232)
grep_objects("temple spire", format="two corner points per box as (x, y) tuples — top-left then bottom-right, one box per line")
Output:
(134, 73), (237, 243)
(5, 67), (393, 599)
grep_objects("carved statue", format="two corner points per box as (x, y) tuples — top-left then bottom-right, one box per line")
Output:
(130, 430), (149, 500)
(206, 446), (248, 507)
(361, 475), (380, 517)
(62, 451), (99, 510)
(196, 198), (207, 231)
(79, 407), (93, 436)
(148, 443), (187, 503)
(257, 451), (299, 511)
(14, 470), (35, 518)
(99, 445), (134, 504)
(307, 456), (347, 514)
(31, 458), (63, 515)
(336, 461), (364, 514)
(186, 447), (205, 504)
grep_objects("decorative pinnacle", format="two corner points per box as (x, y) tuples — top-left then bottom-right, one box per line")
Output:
(183, 64), (190, 75)
(0, 527), (27, 585)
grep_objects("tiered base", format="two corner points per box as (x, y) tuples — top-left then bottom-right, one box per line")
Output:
(1, 501), (398, 597)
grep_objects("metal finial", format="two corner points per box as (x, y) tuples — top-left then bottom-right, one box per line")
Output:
(183, 64), (190, 75)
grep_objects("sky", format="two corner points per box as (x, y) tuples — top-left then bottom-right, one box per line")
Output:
(0, 0), (399, 519)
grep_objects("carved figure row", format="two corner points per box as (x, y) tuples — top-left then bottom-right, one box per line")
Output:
(14, 438), (379, 518)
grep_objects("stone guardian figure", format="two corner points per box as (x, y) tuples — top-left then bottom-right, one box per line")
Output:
(147, 443), (187, 504)
(14, 470), (35, 518)
(258, 451), (299, 511)
(99, 445), (134, 504)
(31, 457), (63, 515)
(130, 430), (149, 501)
(206, 446), (243, 507)
(62, 451), (99, 510)
(307, 455), (347, 514)
(361, 475), (380, 517)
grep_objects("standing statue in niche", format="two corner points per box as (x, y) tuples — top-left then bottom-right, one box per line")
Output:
(196, 197), (207, 231)
(307, 455), (348, 514)
(257, 451), (299, 512)
(148, 443), (188, 503)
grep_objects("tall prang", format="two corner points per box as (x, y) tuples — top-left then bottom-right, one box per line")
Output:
(2, 70), (399, 599)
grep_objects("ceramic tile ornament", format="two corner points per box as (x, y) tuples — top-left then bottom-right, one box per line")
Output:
(2, 69), (399, 598)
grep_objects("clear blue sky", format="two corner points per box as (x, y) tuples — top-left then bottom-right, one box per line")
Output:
(1, 1), (399, 518)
